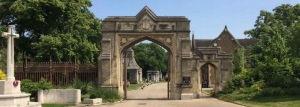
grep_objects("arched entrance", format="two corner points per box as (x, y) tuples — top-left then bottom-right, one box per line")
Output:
(98, 6), (193, 100)
(120, 36), (173, 99)
(200, 63), (217, 88)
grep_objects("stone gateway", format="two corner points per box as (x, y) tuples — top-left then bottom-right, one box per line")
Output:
(98, 6), (256, 100)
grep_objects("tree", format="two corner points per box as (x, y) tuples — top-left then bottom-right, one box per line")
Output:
(290, 18), (300, 78)
(0, 0), (102, 62)
(248, 21), (292, 81)
(131, 42), (168, 78)
(31, 34), (99, 62)
(0, 25), (7, 72)
(289, 18), (300, 58)
(245, 4), (300, 81)
(244, 4), (300, 39)
(232, 44), (245, 75)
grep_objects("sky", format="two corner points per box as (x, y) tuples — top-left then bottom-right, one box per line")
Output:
(89, 0), (299, 40)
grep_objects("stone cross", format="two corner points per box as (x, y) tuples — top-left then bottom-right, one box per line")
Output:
(1, 25), (19, 81)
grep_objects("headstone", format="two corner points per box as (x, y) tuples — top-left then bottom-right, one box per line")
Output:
(0, 25), (41, 107)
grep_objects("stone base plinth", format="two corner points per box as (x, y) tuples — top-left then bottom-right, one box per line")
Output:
(0, 80), (21, 95)
(0, 94), (41, 107)
(170, 92), (181, 100)
(181, 93), (193, 100)
(0, 80), (41, 107)
(38, 89), (81, 104)
(83, 98), (102, 106)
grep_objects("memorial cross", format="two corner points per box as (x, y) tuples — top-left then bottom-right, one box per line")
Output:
(1, 25), (19, 81)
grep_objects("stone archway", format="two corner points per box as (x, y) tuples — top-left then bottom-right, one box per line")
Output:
(195, 47), (232, 92)
(98, 6), (192, 100)
(119, 34), (175, 99)
(98, 6), (234, 100)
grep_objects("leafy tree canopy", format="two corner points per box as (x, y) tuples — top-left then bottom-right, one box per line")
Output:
(244, 4), (300, 83)
(131, 42), (168, 78)
(0, 0), (102, 62)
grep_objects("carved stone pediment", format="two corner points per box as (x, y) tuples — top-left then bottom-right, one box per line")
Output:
(137, 15), (155, 31)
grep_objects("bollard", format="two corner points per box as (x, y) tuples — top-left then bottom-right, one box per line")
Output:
(141, 84), (145, 89)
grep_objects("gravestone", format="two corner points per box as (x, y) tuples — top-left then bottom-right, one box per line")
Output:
(0, 25), (41, 107)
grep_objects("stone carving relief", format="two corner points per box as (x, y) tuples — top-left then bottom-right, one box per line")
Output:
(137, 15), (155, 31)
(141, 19), (150, 30)
(164, 36), (172, 45)
(117, 22), (137, 31)
(120, 37), (128, 45)
(115, 15), (176, 31)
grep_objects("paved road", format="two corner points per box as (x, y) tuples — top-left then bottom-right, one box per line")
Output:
(102, 82), (244, 107)
(127, 82), (168, 100)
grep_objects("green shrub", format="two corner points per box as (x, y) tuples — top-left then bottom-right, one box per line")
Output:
(89, 93), (97, 99)
(266, 75), (296, 88)
(239, 87), (251, 94)
(217, 93), (257, 101)
(227, 80), (236, 93)
(81, 94), (90, 101)
(165, 77), (168, 81)
(249, 82), (263, 92)
(21, 78), (53, 101)
(38, 78), (53, 90)
(284, 87), (300, 95)
(21, 79), (38, 97)
(72, 79), (93, 95)
(220, 80), (235, 94)
(88, 88), (121, 102)
(260, 87), (285, 96)
(236, 83), (263, 94)
(295, 80), (300, 87)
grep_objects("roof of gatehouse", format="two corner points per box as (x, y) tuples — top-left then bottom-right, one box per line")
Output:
(194, 26), (258, 49)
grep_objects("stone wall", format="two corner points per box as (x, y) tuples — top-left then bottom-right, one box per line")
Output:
(216, 32), (236, 54)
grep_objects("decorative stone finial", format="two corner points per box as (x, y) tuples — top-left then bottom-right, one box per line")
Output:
(191, 31), (195, 52)
(224, 25), (228, 31)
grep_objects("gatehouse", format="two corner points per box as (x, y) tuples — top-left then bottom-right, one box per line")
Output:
(98, 6), (256, 100)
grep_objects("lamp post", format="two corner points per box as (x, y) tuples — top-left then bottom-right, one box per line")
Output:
(123, 51), (131, 99)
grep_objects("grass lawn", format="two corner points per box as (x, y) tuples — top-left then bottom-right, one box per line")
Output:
(42, 104), (75, 107)
(127, 84), (144, 90)
(233, 95), (300, 107)
(202, 90), (212, 94)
